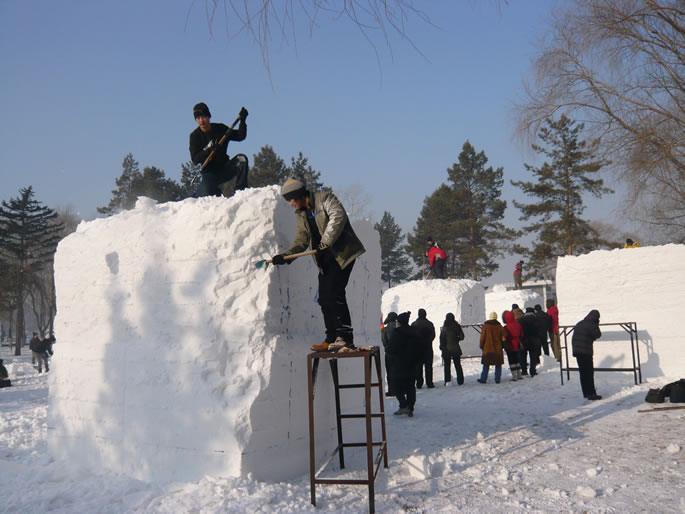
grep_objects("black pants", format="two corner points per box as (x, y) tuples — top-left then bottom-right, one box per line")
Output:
(443, 355), (464, 384)
(431, 258), (445, 279)
(519, 347), (528, 373)
(318, 259), (355, 344)
(416, 348), (434, 387)
(394, 375), (416, 410)
(575, 354), (596, 397)
(198, 154), (249, 196)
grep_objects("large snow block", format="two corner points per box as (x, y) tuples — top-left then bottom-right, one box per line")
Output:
(485, 285), (543, 319)
(47, 187), (382, 483)
(381, 280), (485, 357)
(556, 244), (685, 378)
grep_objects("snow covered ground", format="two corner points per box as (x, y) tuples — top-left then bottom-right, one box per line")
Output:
(2, 346), (683, 513)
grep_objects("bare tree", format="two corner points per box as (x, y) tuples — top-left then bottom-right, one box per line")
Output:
(515, 0), (685, 241)
(335, 183), (373, 222)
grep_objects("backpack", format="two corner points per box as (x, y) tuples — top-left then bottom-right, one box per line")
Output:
(645, 379), (685, 404)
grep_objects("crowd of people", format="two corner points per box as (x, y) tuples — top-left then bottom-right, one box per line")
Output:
(381, 298), (602, 417)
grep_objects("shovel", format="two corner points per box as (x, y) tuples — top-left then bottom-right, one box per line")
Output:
(254, 250), (317, 270)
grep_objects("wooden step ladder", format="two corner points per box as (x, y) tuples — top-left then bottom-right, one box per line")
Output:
(306, 346), (388, 513)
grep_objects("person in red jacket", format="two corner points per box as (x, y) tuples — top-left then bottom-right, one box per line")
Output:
(546, 298), (561, 361)
(425, 237), (447, 279)
(503, 310), (523, 380)
(513, 260), (524, 289)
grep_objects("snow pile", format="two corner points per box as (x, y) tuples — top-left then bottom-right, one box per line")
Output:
(485, 286), (543, 319)
(381, 280), (485, 356)
(47, 187), (381, 483)
(556, 244), (685, 378)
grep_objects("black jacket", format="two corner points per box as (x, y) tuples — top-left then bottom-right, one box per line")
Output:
(386, 324), (422, 378)
(439, 320), (465, 358)
(519, 313), (542, 352)
(411, 317), (436, 352)
(572, 315), (602, 357)
(189, 121), (247, 172)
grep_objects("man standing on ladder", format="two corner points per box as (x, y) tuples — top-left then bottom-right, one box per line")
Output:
(271, 178), (366, 352)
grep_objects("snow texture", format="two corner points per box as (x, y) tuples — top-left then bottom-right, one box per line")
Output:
(485, 288), (543, 319)
(46, 187), (381, 483)
(381, 279), (485, 356)
(556, 244), (685, 378)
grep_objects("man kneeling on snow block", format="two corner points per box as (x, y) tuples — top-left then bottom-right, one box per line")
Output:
(271, 178), (365, 352)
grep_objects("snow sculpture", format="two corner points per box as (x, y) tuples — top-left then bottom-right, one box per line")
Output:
(485, 288), (543, 320)
(47, 187), (381, 483)
(556, 244), (685, 378)
(381, 280), (485, 357)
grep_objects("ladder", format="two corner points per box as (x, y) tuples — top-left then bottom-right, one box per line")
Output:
(306, 346), (388, 513)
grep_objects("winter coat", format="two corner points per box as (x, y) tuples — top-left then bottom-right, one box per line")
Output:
(547, 305), (559, 333)
(534, 311), (552, 342)
(411, 316), (436, 352)
(572, 310), (602, 357)
(520, 312), (542, 354)
(479, 319), (507, 366)
(381, 321), (397, 350)
(284, 191), (365, 271)
(189, 121), (247, 172)
(439, 319), (465, 358)
(0, 362), (8, 380)
(426, 245), (447, 268)
(387, 324), (423, 378)
(503, 311), (523, 352)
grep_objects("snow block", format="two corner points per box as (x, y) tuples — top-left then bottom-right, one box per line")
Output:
(47, 187), (381, 483)
(485, 285), (543, 319)
(556, 244), (685, 378)
(381, 280), (485, 356)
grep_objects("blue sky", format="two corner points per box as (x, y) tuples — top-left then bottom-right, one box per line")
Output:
(0, 1), (624, 284)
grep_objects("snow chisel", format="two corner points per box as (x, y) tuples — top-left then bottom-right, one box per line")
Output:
(200, 109), (245, 172)
(254, 250), (317, 270)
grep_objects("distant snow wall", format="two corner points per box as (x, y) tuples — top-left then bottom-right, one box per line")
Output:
(556, 244), (685, 379)
(381, 280), (485, 357)
(47, 187), (382, 483)
(485, 286), (543, 320)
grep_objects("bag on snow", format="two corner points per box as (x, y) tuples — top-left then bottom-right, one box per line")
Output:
(670, 379), (685, 403)
(644, 388), (665, 404)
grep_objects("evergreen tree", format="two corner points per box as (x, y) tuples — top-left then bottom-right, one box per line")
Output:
(98, 153), (142, 215)
(447, 141), (516, 280)
(374, 211), (413, 287)
(0, 187), (63, 355)
(284, 152), (330, 192)
(251, 145), (288, 187)
(511, 115), (615, 279)
(179, 160), (202, 199)
(98, 154), (181, 214)
(407, 141), (516, 280)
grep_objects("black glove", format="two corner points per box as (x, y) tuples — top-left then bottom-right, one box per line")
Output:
(271, 254), (286, 265)
(316, 243), (329, 257)
(239, 106), (248, 121)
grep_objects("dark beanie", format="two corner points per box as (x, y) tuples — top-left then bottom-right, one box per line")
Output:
(525, 307), (535, 313)
(397, 312), (411, 326)
(445, 313), (455, 322)
(193, 102), (211, 118)
(418, 308), (426, 318)
(384, 312), (397, 324)
(585, 309), (601, 322)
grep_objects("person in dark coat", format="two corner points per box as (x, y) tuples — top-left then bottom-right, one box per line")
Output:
(534, 304), (552, 356)
(439, 313), (465, 385)
(30, 336), (50, 373)
(189, 102), (249, 197)
(381, 312), (398, 397)
(387, 312), (422, 416)
(477, 312), (507, 383)
(519, 307), (543, 376)
(411, 308), (436, 389)
(572, 310), (603, 400)
(0, 359), (11, 388)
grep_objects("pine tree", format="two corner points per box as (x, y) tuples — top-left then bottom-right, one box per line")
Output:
(179, 160), (202, 199)
(374, 211), (413, 287)
(407, 141), (516, 280)
(251, 145), (288, 187)
(446, 141), (516, 280)
(98, 153), (142, 215)
(98, 155), (181, 214)
(0, 187), (63, 355)
(284, 152), (330, 192)
(512, 115), (615, 279)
